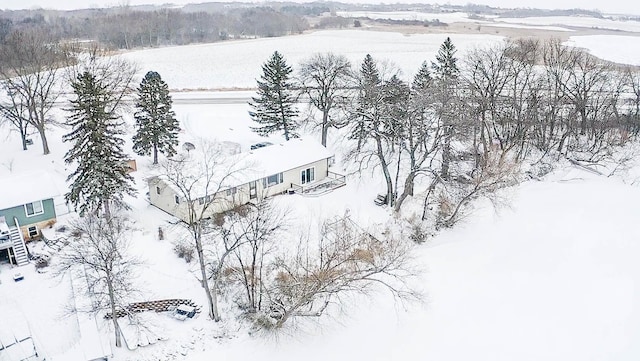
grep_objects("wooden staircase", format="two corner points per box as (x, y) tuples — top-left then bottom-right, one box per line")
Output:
(10, 223), (29, 267)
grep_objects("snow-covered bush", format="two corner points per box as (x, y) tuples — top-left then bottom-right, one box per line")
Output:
(173, 241), (194, 263)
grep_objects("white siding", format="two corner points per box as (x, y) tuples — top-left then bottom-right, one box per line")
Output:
(148, 157), (331, 221)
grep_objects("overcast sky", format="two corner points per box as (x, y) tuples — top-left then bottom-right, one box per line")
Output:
(1, 0), (637, 16)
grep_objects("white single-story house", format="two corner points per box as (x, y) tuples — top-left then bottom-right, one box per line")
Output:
(147, 137), (345, 222)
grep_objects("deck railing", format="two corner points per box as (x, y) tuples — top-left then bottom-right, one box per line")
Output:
(290, 170), (346, 194)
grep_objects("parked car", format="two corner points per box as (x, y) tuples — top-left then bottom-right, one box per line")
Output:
(250, 141), (273, 150)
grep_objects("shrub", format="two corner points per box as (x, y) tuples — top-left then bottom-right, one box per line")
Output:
(174, 242), (194, 263)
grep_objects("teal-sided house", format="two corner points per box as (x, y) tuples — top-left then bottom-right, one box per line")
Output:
(0, 171), (62, 266)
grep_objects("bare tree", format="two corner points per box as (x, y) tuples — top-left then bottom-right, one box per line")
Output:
(623, 66), (640, 136)
(348, 55), (404, 207)
(434, 150), (519, 228)
(394, 62), (442, 212)
(463, 39), (542, 164)
(0, 92), (31, 150)
(260, 215), (420, 329)
(298, 52), (353, 146)
(56, 214), (140, 348)
(542, 39), (629, 159)
(0, 28), (67, 154)
(160, 142), (246, 321)
(464, 42), (514, 167)
(220, 201), (286, 314)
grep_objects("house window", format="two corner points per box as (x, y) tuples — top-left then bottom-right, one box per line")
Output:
(263, 173), (283, 188)
(226, 187), (237, 196)
(175, 195), (180, 204)
(25, 200), (44, 217)
(156, 186), (161, 195)
(198, 195), (212, 205)
(28, 226), (38, 238)
(262, 173), (283, 188)
(301, 167), (315, 184)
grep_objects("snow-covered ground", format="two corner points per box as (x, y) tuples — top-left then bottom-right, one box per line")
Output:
(481, 22), (573, 32)
(565, 35), (640, 66)
(121, 30), (503, 90)
(1, 26), (640, 361)
(494, 16), (640, 33)
(185, 168), (640, 361)
(333, 10), (640, 33)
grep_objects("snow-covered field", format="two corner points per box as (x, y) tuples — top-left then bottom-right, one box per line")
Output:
(565, 35), (640, 66)
(1, 26), (640, 361)
(494, 16), (640, 33)
(482, 22), (573, 32)
(121, 30), (503, 90)
(333, 11), (630, 32)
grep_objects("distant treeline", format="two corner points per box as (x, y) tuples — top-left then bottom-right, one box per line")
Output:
(0, 4), (319, 51)
(371, 17), (448, 27)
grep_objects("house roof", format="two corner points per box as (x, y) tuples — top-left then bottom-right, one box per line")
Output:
(0, 171), (62, 210)
(151, 137), (334, 197)
(240, 137), (333, 180)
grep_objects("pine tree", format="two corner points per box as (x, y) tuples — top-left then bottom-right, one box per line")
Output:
(64, 71), (135, 217)
(132, 71), (180, 164)
(431, 37), (460, 180)
(350, 54), (382, 150)
(432, 37), (459, 80)
(410, 61), (434, 128)
(381, 75), (410, 142)
(412, 61), (433, 92)
(249, 51), (299, 140)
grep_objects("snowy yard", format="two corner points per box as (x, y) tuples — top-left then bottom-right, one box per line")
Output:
(185, 169), (640, 361)
(1, 25), (640, 361)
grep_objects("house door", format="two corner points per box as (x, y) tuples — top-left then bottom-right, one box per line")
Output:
(301, 167), (315, 184)
(249, 181), (257, 200)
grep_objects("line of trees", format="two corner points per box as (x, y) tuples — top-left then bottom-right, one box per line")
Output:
(251, 38), (640, 224)
(58, 59), (182, 346)
(0, 28), (68, 154)
(0, 5), (310, 51)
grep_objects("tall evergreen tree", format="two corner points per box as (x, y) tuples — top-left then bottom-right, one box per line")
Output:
(432, 37), (459, 80)
(431, 37), (460, 180)
(413, 61), (433, 92)
(132, 71), (180, 164)
(249, 51), (299, 140)
(64, 71), (135, 217)
(350, 54), (382, 151)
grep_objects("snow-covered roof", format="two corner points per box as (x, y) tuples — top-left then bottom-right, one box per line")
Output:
(240, 137), (333, 180)
(0, 171), (62, 210)
(152, 137), (333, 197)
